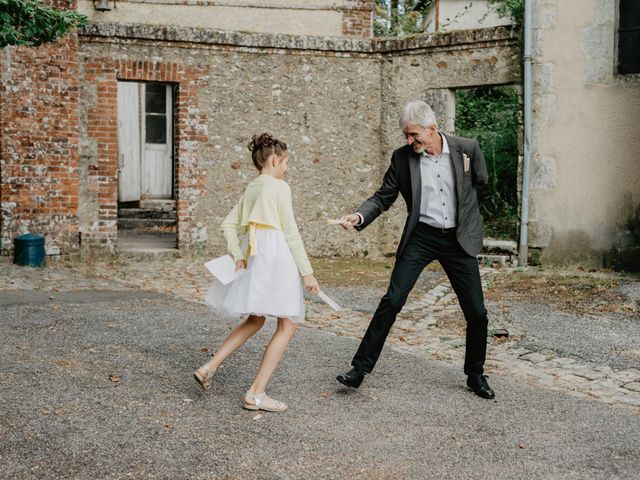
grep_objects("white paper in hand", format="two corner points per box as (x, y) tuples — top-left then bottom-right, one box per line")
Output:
(204, 255), (245, 285)
(317, 291), (341, 311)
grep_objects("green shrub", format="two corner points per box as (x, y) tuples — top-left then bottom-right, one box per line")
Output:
(0, 0), (88, 48)
(455, 85), (520, 240)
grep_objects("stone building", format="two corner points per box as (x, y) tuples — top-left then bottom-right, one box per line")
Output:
(0, 0), (520, 259)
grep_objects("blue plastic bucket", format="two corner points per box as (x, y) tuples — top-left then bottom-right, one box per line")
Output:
(13, 233), (46, 267)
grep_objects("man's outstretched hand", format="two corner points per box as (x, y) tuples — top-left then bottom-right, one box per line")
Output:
(339, 214), (360, 230)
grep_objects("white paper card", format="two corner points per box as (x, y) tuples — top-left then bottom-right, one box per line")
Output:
(317, 291), (341, 311)
(204, 255), (245, 285)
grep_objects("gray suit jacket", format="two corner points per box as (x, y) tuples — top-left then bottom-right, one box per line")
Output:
(356, 133), (488, 257)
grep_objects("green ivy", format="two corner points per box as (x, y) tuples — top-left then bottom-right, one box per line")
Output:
(455, 86), (520, 240)
(0, 0), (88, 48)
(488, 0), (524, 24)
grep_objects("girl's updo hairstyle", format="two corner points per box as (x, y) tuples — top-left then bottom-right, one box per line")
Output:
(247, 133), (288, 171)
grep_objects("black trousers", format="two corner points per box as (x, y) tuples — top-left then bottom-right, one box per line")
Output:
(352, 222), (488, 376)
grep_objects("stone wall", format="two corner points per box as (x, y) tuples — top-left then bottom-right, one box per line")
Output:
(77, 24), (519, 258)
(1, 20), (519, 258)
(0, 0), (81, 256)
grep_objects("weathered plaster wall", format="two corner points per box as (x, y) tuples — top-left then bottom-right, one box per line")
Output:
(424, 0), (513, 33)
(530, 0), (640, 263)
(77, 0), (373, 38)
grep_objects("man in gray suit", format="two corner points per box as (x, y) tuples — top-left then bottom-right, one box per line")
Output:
(336, 100), (495, 399)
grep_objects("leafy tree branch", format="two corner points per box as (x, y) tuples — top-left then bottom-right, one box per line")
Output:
(0, 0), (88, 48)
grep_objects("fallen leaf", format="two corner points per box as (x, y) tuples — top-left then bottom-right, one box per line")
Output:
(330, 313), (341, 320)
(319, 392), (331, 398)
(109, 375), (121, 383)
(518, 443), (525, 449)
(199, 347), (209, 353)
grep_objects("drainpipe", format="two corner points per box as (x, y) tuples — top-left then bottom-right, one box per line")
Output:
(518, 0), (533, 267)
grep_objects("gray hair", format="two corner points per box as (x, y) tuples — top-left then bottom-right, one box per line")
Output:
(399, 100), (437, 128)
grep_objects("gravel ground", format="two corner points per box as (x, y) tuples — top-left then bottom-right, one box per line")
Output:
(1, 290), (639, 479)
(616, 281), (640, 306)
(508, 303), (640, 370)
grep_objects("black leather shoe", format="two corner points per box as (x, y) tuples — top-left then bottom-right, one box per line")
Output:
(467, 374), (495, 399)
(336, 368), (366, 388)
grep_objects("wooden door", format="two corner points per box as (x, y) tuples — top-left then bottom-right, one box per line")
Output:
(117, 82), (173, 202)
(141, 83), (173, 199)
(117, 81), (141, 202)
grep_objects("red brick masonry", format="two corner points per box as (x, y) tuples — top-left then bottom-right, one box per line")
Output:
(81, 58), (208, 251)
(0, 29), (80, 255)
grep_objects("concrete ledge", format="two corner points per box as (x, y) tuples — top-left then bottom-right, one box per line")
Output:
(79, 23), (520, 54)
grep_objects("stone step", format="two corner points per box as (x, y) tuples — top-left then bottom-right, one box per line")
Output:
(117, 247), (180, 260)
(140, 199), (175, 210)
(118, 208), (176, 220)
(117, 218), (176, 231)
(483, 238), (518, 255)
(477, 254), (517, 268)
(117, 232), (180, 260)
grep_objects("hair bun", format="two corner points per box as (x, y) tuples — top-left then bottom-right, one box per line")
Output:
(248, 133), (275, 152)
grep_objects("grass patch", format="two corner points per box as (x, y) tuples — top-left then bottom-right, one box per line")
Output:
(310, 256), (394, 287)
(310, 256), (444, 288)
(485, 268), (636, 316)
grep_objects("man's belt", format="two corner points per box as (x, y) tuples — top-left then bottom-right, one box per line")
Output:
(421, 222), (457, 235)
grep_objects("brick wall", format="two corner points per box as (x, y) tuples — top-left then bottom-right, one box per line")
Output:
(0, 0), (80, 255)
(342, 0), (373, 38)
(79, 58), (208, 251)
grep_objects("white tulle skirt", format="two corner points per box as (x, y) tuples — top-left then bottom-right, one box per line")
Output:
(205, 229), (305, 323)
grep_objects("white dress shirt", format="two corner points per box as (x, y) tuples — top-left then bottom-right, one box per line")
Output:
(354, 133), (457, 228)
(419, 133), (457, 229)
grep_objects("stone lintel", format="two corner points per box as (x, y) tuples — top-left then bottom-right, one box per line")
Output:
(79, 23), (520, 55)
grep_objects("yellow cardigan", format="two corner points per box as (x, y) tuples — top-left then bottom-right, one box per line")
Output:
(221, 175), (313, 276)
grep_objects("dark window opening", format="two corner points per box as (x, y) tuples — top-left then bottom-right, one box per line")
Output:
(145, 83), (167, 143)
(618, 0), (640, 74)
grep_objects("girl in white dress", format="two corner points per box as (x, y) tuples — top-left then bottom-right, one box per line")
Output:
(193, 133), (320, 412)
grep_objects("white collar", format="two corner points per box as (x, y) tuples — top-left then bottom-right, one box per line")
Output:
(422, 132), (449, 157)
(440, 133), (450, 155)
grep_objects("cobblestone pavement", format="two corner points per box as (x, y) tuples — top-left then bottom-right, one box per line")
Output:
(2, 255), (638, 413)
